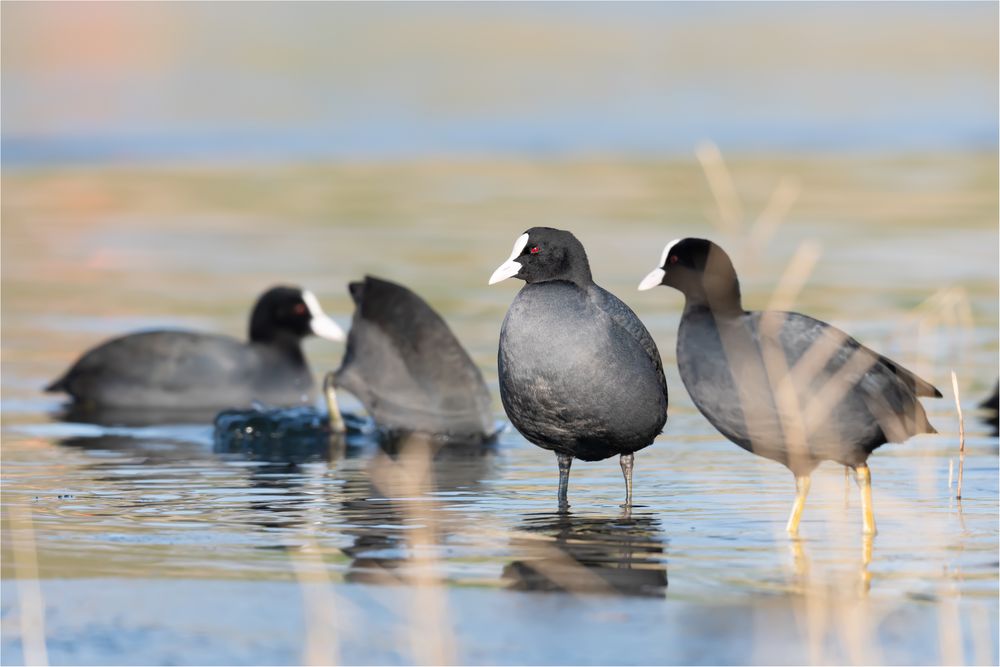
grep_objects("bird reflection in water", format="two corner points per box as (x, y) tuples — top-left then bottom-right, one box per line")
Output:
(55, 433), (209, 466)
(788, 533), (875, 596)
(341, 432), (498, 586)
(56, 404), (221, 428)
(502, 511), (668, 597)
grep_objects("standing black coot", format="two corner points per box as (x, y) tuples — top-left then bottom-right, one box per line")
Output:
(638, 238), (941, 534)
(46, 286), (345, 412)
(490, 227), (668, 508)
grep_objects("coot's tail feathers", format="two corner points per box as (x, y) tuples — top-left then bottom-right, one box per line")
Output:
(978, 382), (999, 410)
(348, 280), (366, 304)
(913, 381), (944, 399)
(869, 397), (938, 443)
(875, 352), (941, 398)
(44, 375), (68, 393)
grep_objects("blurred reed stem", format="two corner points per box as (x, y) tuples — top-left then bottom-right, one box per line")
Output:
(950, 370), (965, 500)
(9, 504), (49, 667)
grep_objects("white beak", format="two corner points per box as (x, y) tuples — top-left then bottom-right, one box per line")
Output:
(302, 290), (347, 342)
(489, 233), (529, 285)
(638, 238), (681, 291)
(637, 267), (666, 291)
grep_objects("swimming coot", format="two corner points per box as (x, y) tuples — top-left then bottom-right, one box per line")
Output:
(46, 286), (345, 411)
(490, 227), (668, 508)
(638, 238), (941, 534)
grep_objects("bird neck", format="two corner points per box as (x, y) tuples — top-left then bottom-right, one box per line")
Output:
(249, 327), (307, 365)
(541, 256), (593, 287)
(682, 278), (744, 319)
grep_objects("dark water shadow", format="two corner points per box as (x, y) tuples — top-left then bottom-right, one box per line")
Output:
(502, 510), (668, 597)
(54, 402), (224, 427)
(55, 433), (212, 467)
(376, 431), (500, 489)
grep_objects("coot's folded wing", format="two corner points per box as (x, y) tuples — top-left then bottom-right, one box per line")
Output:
(762, 311), (938, 442)
(589, 285), (667, 383)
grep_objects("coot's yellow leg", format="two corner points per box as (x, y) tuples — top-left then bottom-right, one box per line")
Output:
(323, 372), (346, 434)
(859, 530), (874, 594)
(785, 475), (811, 535)
(857, 463), (877, 535)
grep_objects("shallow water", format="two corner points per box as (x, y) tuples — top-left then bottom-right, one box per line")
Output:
(2, 156), (998, 665)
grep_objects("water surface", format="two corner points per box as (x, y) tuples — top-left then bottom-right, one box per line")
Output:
(2, 156), (997, 664)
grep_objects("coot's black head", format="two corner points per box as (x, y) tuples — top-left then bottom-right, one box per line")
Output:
(488, 227), (593, 287)
(637, 238), (743, 313)
(248, 286), (346, 344)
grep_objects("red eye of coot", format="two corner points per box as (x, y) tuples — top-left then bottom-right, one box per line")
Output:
(669, 255), (679, 264)
(293, 303), (307, 315)
(529, 246), (540, 254)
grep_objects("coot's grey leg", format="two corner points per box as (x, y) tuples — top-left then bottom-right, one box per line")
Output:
(556, 452), (573, 509)
(323, 372), (346, 434)
(620, 453), (634, 508)
(785, 475), (811, 535)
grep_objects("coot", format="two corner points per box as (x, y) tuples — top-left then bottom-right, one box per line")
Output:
(638, 238), (940, 534)
(46, 286), (345, 411)
(332, 275), (496, 442)
(490, 227), (668, 508)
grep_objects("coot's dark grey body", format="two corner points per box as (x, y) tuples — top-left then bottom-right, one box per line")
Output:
(491, 227), (668, 507)
(639, 237), (940, 534)
(46, 286), (344, 412)
(333, 276), (495, 440)
(677, 307), (938, 475)
(500, 281), (667, 461)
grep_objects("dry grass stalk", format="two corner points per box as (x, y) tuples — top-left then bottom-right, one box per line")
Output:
(950, 370), (965, 499)
(696, 141), (744, 235)
(937, 586), (965, 665)
(757, 242), (826, 480)
(757, 245), (884, 660)
(902, 286), (973, 385)
(289, 530), (341, 667)
(370, 438), (455, 666)
(9, 504), (49, 667)
(834, 593), (883, 666)
(765, 241), (822, 314)
(968, 602), (994, 666)
(749, 175), (801, 255)
(696, 143), (801, 278)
